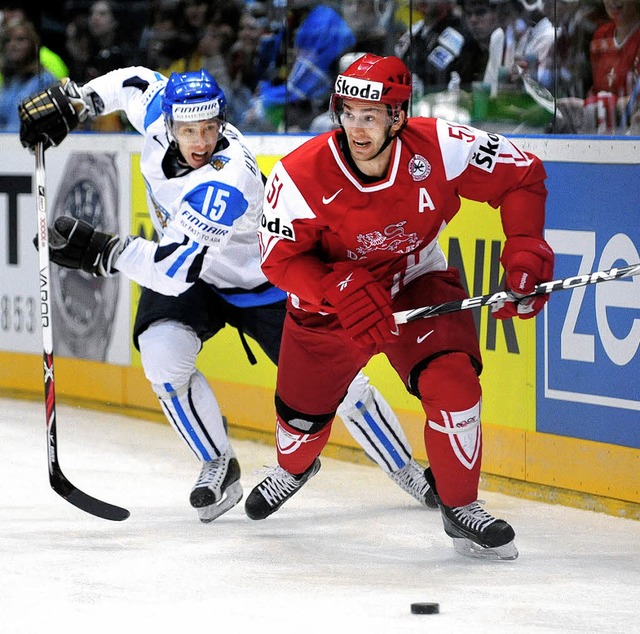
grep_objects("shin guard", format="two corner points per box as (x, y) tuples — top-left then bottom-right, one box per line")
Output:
(276, 416), (332, 475)
(338, 372), (413, 473)
(417, 352), (482, 507)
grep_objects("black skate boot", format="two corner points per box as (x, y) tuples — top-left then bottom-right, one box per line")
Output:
(245, 458), (321, 520)
(190, 444), (243, 523)
(424, 467), (518, 560)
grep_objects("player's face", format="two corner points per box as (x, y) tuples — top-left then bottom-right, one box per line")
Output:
(172, 118), (221, 169)
(341, 101), (405, 167)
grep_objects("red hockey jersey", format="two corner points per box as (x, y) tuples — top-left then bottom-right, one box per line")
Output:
(259, 117), (547, 313)
(590, 21), (640, 96)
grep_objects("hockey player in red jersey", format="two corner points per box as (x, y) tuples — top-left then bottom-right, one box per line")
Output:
(245, 53), (554, 560)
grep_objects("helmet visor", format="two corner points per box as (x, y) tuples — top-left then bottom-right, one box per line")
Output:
(171, 118), (222, 144)
(337, 105), (393, 129)
(336, 100), (393, 128)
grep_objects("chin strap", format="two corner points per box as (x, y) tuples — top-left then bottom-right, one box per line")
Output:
(363, 108), (406, 160)
(371, 129), (395, 159)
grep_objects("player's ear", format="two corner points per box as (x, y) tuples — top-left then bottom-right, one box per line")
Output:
(390, 109), (406, 135)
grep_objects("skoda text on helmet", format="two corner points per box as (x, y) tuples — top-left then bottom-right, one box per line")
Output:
(330, 53), (412, 125)
(161, 68), (227, 140)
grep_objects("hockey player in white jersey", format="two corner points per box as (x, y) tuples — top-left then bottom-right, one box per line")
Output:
(19, 66), (436, 522)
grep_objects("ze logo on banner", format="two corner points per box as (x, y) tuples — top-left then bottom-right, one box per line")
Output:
(544, 229), (640, 410)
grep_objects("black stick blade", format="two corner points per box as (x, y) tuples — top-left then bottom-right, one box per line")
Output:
(50, 470), (130, 521)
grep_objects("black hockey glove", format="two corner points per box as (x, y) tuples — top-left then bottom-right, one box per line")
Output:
(19, 79), (90, 151)
(34, 216), (122, 277)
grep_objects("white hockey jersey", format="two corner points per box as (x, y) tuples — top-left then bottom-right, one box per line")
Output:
(85, 66), (278, 305)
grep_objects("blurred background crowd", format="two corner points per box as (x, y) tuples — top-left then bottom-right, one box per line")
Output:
(1, 0), (638, 136)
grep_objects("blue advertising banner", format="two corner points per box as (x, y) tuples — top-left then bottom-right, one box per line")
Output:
(538, 162), (640, 448)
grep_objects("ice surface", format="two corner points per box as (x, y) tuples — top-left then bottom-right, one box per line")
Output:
(1, 397), (638, 634)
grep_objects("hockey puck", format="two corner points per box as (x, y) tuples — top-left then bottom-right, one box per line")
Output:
(410, 602), (440, 615)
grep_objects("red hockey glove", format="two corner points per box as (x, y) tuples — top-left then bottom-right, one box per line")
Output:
(322, 266), (397, 348)
(492, 236), (554, 320)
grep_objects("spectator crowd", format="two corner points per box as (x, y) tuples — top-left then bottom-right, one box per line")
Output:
(1, 0), (638, 135)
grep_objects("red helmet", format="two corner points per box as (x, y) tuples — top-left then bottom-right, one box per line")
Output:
(330, 53), (412, 118)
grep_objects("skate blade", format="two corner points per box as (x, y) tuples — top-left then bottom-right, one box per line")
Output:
(452, 537), (519, 561)
(197, 481), (243, 523)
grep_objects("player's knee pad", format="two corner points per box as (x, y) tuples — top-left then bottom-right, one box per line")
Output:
(414, 351), (481, 414)
(274, 393), (335, 434)
(409, 350), (480, 397)
(138, 320), (200, 392)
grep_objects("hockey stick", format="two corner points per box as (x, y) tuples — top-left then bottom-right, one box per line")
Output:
(393, 263), (640, 324)
(35, 143), (129, 521)
(516, 64), (562, 118)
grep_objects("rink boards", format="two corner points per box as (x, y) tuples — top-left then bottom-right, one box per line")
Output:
(0, 131), (638, 515)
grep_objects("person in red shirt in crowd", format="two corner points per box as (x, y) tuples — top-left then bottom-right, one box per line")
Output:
(556, 0), (640, 133)
(245, 53), (554, 560)
(590, 0), (640, 96)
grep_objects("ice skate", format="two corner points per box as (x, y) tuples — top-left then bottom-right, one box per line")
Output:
(388, 460), (438, 508)
(190, 445), (243, 523)
(245, 458), (321, 520)
(425, 468), (518, 560)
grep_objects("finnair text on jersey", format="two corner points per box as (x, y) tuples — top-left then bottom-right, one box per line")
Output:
(179, 210), (229, 244)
